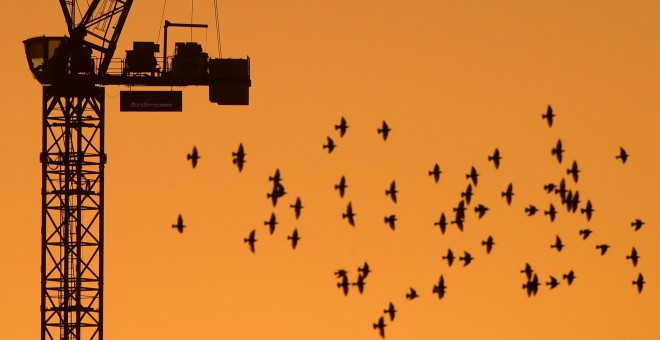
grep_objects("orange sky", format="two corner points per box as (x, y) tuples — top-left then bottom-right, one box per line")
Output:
(1, 1), (659, 339)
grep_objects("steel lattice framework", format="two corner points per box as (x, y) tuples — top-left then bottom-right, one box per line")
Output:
(41, 85), (105, 340)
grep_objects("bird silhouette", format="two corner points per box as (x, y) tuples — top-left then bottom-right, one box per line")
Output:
(290, 197), (303, 219)
(551, 139), (564, 164)
(172, 214), (185, 233)
(334, 269), (348, 278)
(542, 104), (555, 127)
(358, 262), (371, 279)
(373, 316), (386, 338)
(521, 263), (534, 280)
(429, 163), (442, 183)
(432, 275), (447, 299)
(269, 168), (283, 184)
(405, 287), (419, 300)
(544, 183), (556, 193)
(335, 117), (349, 137)
(616, 147), (628, 164)
(434, 213), (448, 234)
(523, 274), (539, 297)
(596, 244), (610, 255)
(555, 178), (567, 201)
(461, 184), (474, 205)
(466, 166), (479, 186)
(384, 214), (397, 230)
(546, 276), (560, 289)
(187, 146), (200, 168)
(482, 236), (495, 254)
(525, 205), (538, 216)
(633, 273), (645, 293)
(443, 249), (455, 267)
(474, 204), (489, 219)
(343, 202), (356, 226)
(550, 235), (564, 252)
(459, 251), (474, 266)
(631, 219), (644, 231)
(626, 247), (639, 267)
(323, 136), (336, 153)
(287, 229), (300, 249)
(337, 275), (350, 296)
(353, 274), (366, 294)
(232, 143), (246, 172)
(501, 183), (514, 205)
(264, 213), (277, 235)
(563, 270), (576, 285)
(567, 160), (580, 183)
(267, 182), (286, 207)
(488, 148), (502, 169)
(335, 176), (347, 198)
(244, 230), (257, 253)
(385, 180), (398, 203)
(578, 229), (593, 240)
(544, 203), (557, 222)
(378, 120), (391, 141)
(384, 302), (397, 321)
(580, 200), (594, 221)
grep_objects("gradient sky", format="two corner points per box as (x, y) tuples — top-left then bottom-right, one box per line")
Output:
(2, 1), (659, 339)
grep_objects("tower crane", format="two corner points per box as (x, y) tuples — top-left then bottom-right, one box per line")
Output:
(23, 1), (251, 339)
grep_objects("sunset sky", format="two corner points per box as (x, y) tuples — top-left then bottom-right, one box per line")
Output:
(1, 1), (659, 339)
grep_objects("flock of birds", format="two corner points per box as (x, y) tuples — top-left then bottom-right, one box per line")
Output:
(170, 105), (646, 338)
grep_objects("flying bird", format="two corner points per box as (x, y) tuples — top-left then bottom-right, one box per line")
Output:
(546, 276), (560, 289)
(335, 176), (347, 198)
(466, 166), (479, 186)
(459, 251), (474, 266)
(627, 247), (639, 267)
(323, 136), (336, 153)
(334, 269), (348, 278)
(474, 204), (489, 219)
(264, 213), (278, 235)
(287, 229), (300, 249)
(290, 197), (303, 219)
(555, 179), (567, 201)
(616, 147), (628, 164)
(172, 214), (185, 233)
(563, 270), (576, 285)
(596, 244), (610, 256)
(631, 219), (644, 231)
(384, 302), (397, 321)
(429, 163), (442, 183)
(377, 120), (391, 141)
(434, 213), (448, 234)
(525, 205), (538, 216)
(384, 214), (397, 230)
(542, 104), (555, 127)
(432, 275), (447, 299)
(523, 274), (540, 297)
(567, 160), (580, 183)
(358, 262), (371, 279)
(343, 202), (356, 226)
(385, 181), (398, 203)
(232, 143), (246, 172)
(187, 146), (200, 168)
(633, 273), (645, 293)
(580, 200), (594, 221)
(443, 248), (455, 267)
(578, 229), (593, 240)
(521, 263), (534, 280)
(544, 183), (556, 194)
(353, 274), (366, 294)
(405, 287), (419, 300)
(267, 182), (286, 207)
(551, 139), (564, 164)
(544, 203), (557, 222)
(269, 168), (283, 184)
(335, 116), (349, 137)
(501, 183), (514, 205)
(482, 236), (495, 254)
(244, 230), (257, 253)
(337, 275), (350, 296)
(488, 148), (502, 169)
(373, 316), (386, 338)
(461, 184), (474, 205)
(550, 235), (564, 252)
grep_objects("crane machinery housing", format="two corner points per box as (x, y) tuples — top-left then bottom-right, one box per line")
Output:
(22, 1), (251, 339)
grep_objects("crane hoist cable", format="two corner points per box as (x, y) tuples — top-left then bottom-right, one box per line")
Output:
(213, 0), (222, 57)
(157, 0), (168, 45)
